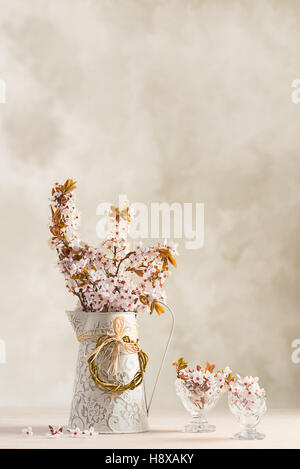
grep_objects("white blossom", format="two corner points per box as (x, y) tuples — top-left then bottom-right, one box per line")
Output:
(22, 426), (33, 437)
(83, 427), (98, 438)
(67, 427), (83, 437)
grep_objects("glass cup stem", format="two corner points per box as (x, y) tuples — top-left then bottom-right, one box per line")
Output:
(234, 424), (265, 440)
(183, 413), (216, 433)
(192, 414), (208, 426)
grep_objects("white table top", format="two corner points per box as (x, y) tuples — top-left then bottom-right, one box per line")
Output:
(0, 408), (299, 449)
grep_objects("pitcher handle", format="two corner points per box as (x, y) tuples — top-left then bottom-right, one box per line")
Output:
(146, 301), (175, 415)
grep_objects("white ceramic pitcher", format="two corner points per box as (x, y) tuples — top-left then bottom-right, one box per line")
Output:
(67, 304), (174, 433)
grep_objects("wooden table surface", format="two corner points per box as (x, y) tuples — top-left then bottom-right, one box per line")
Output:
(0, 408), (299, 449)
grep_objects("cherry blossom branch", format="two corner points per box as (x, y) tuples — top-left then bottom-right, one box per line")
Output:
(49, 179), (178, 314)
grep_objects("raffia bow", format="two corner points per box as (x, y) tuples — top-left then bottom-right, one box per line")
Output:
(86, 316), (141, 375)
(80, 316), (149, 394)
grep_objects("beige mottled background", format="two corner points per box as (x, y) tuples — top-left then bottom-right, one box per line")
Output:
(0, 0), (299, 410)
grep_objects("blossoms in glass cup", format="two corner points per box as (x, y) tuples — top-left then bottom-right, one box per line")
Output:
(228, 375), (267, 440)
(173, 358), (234, 433)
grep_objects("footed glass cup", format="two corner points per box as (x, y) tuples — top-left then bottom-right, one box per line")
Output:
(175, 379), (221, 433)
(228, 393), (266, 440)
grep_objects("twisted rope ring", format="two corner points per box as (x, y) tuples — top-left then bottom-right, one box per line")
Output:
(88, 334), (149, 394)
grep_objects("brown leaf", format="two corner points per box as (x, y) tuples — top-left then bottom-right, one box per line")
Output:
(173, 357), (188, 370)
